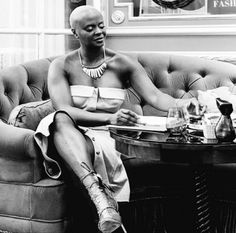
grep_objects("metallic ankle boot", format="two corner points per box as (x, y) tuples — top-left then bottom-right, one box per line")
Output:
(80, 162), (122, 233)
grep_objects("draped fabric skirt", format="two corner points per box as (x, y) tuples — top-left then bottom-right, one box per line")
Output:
(34, 111), (130, 202)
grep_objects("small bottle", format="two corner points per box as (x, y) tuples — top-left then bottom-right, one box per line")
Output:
(215, 98), (236, 142)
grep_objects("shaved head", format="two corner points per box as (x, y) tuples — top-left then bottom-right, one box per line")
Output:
(69, 5), (102, 29)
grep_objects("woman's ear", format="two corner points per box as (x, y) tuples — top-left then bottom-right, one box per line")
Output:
(71, 29), (79, 38)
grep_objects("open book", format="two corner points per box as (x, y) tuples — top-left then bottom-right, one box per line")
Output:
(108, 115), (167, 132)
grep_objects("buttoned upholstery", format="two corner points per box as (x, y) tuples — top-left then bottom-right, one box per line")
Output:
(0, 58), (71, 233)
(0, 52), (236, 233)
(0, 58), (52, 123)
(126, 52), (236, 116)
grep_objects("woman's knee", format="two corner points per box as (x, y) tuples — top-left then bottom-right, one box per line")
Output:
(53, 111), (75, 130)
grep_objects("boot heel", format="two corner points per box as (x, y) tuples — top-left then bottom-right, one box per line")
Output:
(98, 207), (121, 233)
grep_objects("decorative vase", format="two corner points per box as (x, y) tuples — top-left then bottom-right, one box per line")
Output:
(215, 98), (236, 142)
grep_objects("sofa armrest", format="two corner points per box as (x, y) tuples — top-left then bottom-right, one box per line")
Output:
(0, 121), (44, 183)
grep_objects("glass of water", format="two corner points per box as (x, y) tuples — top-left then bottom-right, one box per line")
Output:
(166, 107), (187, 136)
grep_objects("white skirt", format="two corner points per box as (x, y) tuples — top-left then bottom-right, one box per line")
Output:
(34, 112), (130, 202)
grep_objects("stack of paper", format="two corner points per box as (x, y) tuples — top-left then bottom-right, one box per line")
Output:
(108, 116), (167, 132)
(137, 116), (167, 131)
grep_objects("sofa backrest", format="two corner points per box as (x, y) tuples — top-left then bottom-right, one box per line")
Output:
(1, 52), (236, 122)
(0, 58), (56, 122)
(125, 52), (236, 116)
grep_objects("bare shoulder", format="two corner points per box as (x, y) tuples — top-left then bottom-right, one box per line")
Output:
(49, 51), (79, 83)
(51, 50), (77, 68)
(106, 49), (138, 71)
(50, 56), (64, 70)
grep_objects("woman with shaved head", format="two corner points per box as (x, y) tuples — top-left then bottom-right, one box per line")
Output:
(35, 5), (202, 233)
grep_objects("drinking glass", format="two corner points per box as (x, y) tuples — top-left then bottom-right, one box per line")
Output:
(166, 107), (187, 136)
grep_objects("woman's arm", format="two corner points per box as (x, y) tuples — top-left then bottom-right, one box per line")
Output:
(47, 57), (139, 126)
(123, 55), (201, 115)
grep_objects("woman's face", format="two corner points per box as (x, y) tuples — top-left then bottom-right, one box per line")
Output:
(75, 11), (106, 49)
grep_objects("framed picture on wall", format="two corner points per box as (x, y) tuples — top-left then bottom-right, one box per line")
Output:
(139, 0), (236, 17)
(101, 0), (236, 36)
(140, 0), (207, 16)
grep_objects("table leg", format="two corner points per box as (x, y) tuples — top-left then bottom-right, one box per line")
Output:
(192, 168), (212, 233)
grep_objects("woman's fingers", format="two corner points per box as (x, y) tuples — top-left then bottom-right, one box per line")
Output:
(120, 109), (138, 117)
(200, 105), (207, 115)
(117, 109), (139, 125)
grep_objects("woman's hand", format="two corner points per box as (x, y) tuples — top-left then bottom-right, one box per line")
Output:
(177, 98), (206, 117)
(109, 109), (140, 126)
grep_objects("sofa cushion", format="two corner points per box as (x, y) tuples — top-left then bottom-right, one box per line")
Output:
(0, 179), (70, 233)
(8, 99), (55, 131)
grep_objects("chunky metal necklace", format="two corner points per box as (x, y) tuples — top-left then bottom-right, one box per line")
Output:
(79, 49), (107, 80)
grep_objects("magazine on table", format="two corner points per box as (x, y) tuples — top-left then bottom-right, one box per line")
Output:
(108, 115), (167, 132)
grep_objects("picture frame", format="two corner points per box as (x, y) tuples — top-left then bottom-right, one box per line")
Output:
(99, 0), (236, 36)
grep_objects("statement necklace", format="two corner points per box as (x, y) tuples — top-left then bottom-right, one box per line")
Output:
(79, 49), (107, 80)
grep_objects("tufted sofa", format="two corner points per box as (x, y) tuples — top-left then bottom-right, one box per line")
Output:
(0, 52), (236, 233)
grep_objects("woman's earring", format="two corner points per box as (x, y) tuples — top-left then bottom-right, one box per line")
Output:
(71, 29), (79, 38)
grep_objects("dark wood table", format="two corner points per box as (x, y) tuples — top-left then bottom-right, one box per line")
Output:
(109, 128), (236, 233)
